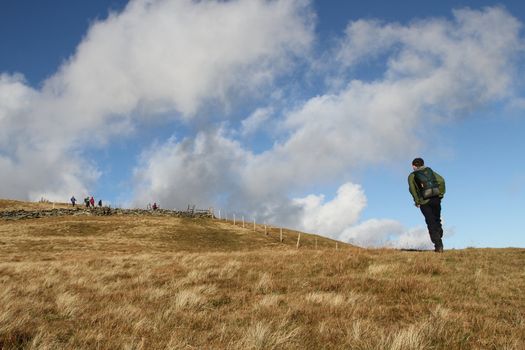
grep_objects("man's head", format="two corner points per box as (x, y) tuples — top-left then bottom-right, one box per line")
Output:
(412, 157), (424, 170)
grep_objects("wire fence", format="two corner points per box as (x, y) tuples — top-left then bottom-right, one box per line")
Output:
(212, 208), (342, 250)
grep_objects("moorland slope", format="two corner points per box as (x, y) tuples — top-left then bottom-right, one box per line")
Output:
(0, 199), (524, 349)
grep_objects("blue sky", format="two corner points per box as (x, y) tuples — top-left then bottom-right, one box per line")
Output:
(1, 0), (525, 249)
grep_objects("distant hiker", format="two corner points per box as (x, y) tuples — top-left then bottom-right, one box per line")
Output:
(90, 196), (95, 208)
(70, 196), (76, 207)
(98, 199), (102, 207)
(408, 158), (446, 252)
(152, 202), (158, 210)
(84, 197), (90, 208)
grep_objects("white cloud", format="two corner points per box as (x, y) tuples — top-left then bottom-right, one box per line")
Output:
(293, 182), (367, 236)
(241, 107), (273, 136)
(0, 73), (97, 201)
(393, 227), (435, 250)
(0, 74), (36, 148)
(341, 219), (455, 250)
(335, 19), (401, 67)
(231, 6), (522, 202)
(44, 0), (314, 118)
(340, 218), (407, 248)
(132, 128), (250, 209)
(0, 0), (314, 201)
(339, 6), (521, 105)
(0, 144), (99, 202)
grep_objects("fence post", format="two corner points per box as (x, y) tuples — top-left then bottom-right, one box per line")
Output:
(264, 225), (267, 235)
(233, 214), (236, 226)
(253, 219), (256, 232)
(242, 216), (245, 228)
(315, 237), (318, 250)
(296, 233), (301, 249)
(280, 228), (283, 243)
(336, 242), (339, 250)
(218, 209), (221, 220)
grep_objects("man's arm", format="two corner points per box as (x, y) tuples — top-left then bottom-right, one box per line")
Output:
(434, 171), (446, 197)
(408, 173), (421, 206)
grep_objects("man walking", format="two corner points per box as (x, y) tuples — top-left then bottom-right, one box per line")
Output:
(408, 158), (446, 252)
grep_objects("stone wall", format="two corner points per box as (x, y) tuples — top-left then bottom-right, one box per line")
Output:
(0, 207), (214, 221)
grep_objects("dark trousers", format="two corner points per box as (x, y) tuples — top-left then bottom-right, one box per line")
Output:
(420, 197), (443, 249)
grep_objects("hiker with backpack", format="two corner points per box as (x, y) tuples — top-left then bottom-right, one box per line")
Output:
(408, 158), (446, 252)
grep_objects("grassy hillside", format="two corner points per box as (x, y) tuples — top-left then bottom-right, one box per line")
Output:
(1, 199), (524, 349)
(0, 199), (72, 211)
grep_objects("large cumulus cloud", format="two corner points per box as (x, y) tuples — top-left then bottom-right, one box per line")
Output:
(0, 0), (313, 201)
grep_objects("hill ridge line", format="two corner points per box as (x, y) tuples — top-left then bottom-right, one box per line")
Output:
(0, 207), (214, 220)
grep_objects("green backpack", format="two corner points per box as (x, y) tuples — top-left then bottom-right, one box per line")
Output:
(414, 167), (440, 199)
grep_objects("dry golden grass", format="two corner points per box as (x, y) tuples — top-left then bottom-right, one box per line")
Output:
(1, 199), (524, 349)
(0, 199), (72, 211)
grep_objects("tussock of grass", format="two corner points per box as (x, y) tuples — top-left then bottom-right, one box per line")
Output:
(255, 272), (274, 294)
(407, 257), (447, 275)
(368, 263), (396, 275)
(172, 287), (206, 309)
(55, 291), (80, 317)
(219, 260), (242, 279)
(257, 294), (283, 308)
(241, 321), (301, 350)
(305, 292), (346, 307)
